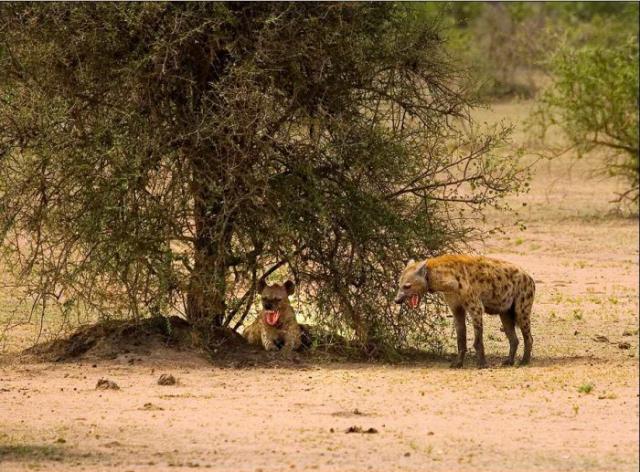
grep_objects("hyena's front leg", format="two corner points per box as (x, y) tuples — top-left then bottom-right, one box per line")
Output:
(466, 300), (487, 369)
(283, 325), (302, 353)
(279, 330), (301, 358)
(261, 328), (278, 351)
(450, 306), (467, 368)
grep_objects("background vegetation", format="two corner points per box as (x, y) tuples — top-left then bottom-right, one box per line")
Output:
(428, 1), (638, 100)
(429, 1), (638, 205)
(532, 19), (638, 203)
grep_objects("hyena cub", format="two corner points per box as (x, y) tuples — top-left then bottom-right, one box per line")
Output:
(395, 255), (535, 368)
(244, 279), (302, 353)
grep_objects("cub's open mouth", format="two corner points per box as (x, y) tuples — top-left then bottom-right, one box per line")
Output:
(264, 310), (280, 326)
(408, 294), (420, 309)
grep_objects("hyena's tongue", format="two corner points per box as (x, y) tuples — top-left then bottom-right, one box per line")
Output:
(409, 294), (420, 309)
(264, 310), (280, 326)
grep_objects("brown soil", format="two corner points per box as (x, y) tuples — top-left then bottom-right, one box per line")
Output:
(1, 101), (638, 471)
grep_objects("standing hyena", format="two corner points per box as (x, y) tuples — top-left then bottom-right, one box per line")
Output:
(394, 255), (535, 368)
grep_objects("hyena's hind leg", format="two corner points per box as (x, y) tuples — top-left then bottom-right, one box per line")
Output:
(499, 305), (519, 366)
(515, 280), (535, 365)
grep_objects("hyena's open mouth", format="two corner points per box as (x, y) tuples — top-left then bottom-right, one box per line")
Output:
(408, 294), (420, 309)
(264, 310), (280, 326)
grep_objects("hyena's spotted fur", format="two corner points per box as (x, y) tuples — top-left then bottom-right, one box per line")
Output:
(395, 255), (535, 368)
(244, 280), (302, 353)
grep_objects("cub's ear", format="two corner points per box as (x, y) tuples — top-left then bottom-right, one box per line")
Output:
(284, 279), (295, 295)
(415, 262), (427, 278)
(257, 278), (267, 293)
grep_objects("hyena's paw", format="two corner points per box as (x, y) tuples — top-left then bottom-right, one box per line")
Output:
(517, 358), (531, 367)
(263, 343), (278, 352)
(449, 360), (464, 369)
(501, 358), (515, 367)
(279, 350), (301, 362)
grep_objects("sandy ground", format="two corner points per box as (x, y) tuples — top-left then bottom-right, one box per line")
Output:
(1, 101), (638, 471)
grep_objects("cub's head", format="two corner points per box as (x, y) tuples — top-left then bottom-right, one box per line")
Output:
(257, 279), (295, 326)
(394, 259), (428, 309)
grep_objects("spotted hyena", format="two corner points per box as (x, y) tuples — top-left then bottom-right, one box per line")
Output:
(244, 279), (302, 353)
(394, 255), (535, 368)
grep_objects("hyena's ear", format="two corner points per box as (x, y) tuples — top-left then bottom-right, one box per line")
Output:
(405, 258), (415, 268)
(415, 261), (427, 279)
(257, 277), (267, 293)
(284, 279), (295, 295)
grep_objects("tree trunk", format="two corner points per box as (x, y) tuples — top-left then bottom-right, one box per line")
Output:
(186, 253), (227, 328)
(186, 160), (231, 328)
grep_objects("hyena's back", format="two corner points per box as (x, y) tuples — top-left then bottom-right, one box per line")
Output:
(434, 255), (535, 315)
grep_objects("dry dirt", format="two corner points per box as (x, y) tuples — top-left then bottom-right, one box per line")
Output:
(1, 101), (638, 471)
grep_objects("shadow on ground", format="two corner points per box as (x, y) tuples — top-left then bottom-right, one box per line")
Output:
(14, 315), (614, 372)
(0, 443), (97, 463)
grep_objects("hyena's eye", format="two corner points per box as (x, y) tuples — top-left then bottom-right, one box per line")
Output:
(403, 283), (411, 290)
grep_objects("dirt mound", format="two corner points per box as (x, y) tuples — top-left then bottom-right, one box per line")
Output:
(23, 316), (253, 364)
(20, 316), (360, 366)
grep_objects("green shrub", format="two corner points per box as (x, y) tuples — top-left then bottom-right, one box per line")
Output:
(578, 382), (594, 394)
(533, 36), (639, 203)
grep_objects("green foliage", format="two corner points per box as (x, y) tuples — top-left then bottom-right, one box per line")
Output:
(533, 36), (639, 203)
(545, 2), (638, 24)
(420, 2), (550, 99)
(578, 382), (594, 394)
(424, 2), (639, 100)
(0, 3), (527, 352)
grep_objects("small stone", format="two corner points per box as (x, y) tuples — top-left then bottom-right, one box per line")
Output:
(103, 441), (122, 448)
(95, 378), (119, 390)
(142, 402), (164, 411)
(618, 342), (631, 350)
(158, 374), (177, 386)
(345, 426), (378, 434)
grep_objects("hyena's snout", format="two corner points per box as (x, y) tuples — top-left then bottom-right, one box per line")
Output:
(394, 292), (405, 304)
(262, 300), (276, 310)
